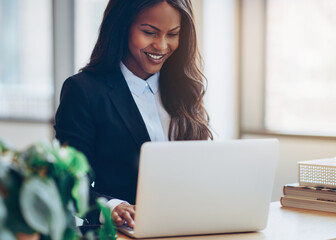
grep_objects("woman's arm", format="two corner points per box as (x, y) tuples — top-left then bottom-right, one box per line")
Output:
(54, 77), (95, 161)
(54, 76), (112, 224)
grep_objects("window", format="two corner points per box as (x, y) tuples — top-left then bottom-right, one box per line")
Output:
(0, 0), (53, 121)
(265, 0), (336, 135)
(74, 0), (108, 72)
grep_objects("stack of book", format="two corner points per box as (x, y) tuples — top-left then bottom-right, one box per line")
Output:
(280, 183), (336, 213)
(280, 158), (336, 213)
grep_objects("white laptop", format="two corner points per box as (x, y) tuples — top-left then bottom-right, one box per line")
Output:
(119, 139), (279, 238)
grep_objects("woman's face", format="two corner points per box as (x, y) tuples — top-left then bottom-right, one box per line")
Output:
(123, 1), (181, 80)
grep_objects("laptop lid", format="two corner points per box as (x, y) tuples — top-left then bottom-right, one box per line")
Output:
(132, 139), (278, 238)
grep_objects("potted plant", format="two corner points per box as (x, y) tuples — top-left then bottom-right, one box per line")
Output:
(0, 140), (117, 240)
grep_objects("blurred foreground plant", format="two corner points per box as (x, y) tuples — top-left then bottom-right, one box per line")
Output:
(0, 140), (117, 240)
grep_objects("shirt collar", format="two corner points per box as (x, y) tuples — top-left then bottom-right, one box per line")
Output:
(120, 62), (159, 97)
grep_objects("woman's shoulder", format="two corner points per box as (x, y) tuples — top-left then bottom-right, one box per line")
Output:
(62, 71), (108, 94)
(66, 71), (105, 86)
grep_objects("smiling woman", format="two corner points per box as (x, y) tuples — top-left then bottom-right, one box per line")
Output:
(54, 0), (212, 227)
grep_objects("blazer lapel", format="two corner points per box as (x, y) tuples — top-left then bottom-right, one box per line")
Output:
(105, 69), (151, 149)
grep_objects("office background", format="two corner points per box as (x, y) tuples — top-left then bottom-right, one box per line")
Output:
(1, 0), (336, 201)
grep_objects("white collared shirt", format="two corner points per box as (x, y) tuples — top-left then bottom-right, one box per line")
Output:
(120, 62), (170, 141)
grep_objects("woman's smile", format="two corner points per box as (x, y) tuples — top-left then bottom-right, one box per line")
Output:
(143, 51), (169, 64)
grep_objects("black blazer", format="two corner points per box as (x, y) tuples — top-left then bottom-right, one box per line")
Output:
(54, 69), (151, 224)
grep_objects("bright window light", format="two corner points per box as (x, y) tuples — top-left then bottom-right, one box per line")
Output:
(74, 0), (108, 72)
(0, 0), (53, 120)
(265, 0), (336, 135)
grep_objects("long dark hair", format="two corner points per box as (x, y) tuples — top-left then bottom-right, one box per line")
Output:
(81, 0), (213, 140)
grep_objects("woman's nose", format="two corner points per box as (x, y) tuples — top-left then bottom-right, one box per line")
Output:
(152, 37), (168, 51)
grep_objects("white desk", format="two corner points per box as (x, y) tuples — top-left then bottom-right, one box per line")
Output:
(117, 202), (336, 240)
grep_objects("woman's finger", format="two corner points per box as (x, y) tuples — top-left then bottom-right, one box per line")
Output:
(126, 206), (136, 219)
(122, 211), (135, 228)
(112, 211), (124, 226)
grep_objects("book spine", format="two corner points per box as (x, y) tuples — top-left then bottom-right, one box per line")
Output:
(283, 186), (336, 202)
(280, 196), (284, 207)
(281, 196), (336, 214)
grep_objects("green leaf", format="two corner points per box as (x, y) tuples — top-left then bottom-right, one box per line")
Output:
(0, 195), (7, 226)
(20, 178), (66, 240)
(57, 146), (91, 177)
(64, 206), (77, 231)
(63, 227), (79, 240)
(97, 198), (117, 240)
(84, 231), (96, 240)
(71, 176), (89, 217)
(22, 143), (57, 167)
(0, 139), (11, 153)
(57, 172), (75, 206)
(0, 161), (9, 179)
(2, 167), (34, 234)
(0, 229), (16, 240)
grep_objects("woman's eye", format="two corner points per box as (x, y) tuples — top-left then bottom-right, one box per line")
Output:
(168, 33), (179, 37)
(143, 31), (155, 35)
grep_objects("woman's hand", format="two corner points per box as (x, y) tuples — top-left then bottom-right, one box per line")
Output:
(112, 203), (135, 227)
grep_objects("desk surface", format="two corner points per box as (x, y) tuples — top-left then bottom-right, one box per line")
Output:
(117, 202), (336, 240)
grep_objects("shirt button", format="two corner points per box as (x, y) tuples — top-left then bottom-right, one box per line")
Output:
(145, 82), (148, 86)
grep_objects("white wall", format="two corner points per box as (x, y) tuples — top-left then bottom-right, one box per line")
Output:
(240, 0), (265, 131)
(203, 0), (240, 140)
(192, 0), (203, 54)
(0, 121), (53, 150)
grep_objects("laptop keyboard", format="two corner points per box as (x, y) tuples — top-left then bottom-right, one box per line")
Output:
(119, 223), (134, 234)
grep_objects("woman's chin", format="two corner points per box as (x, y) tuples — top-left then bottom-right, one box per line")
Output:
(145, 64), (164, 75)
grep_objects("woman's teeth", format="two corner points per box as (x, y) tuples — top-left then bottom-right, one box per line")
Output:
(145, 52), (164, 60)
